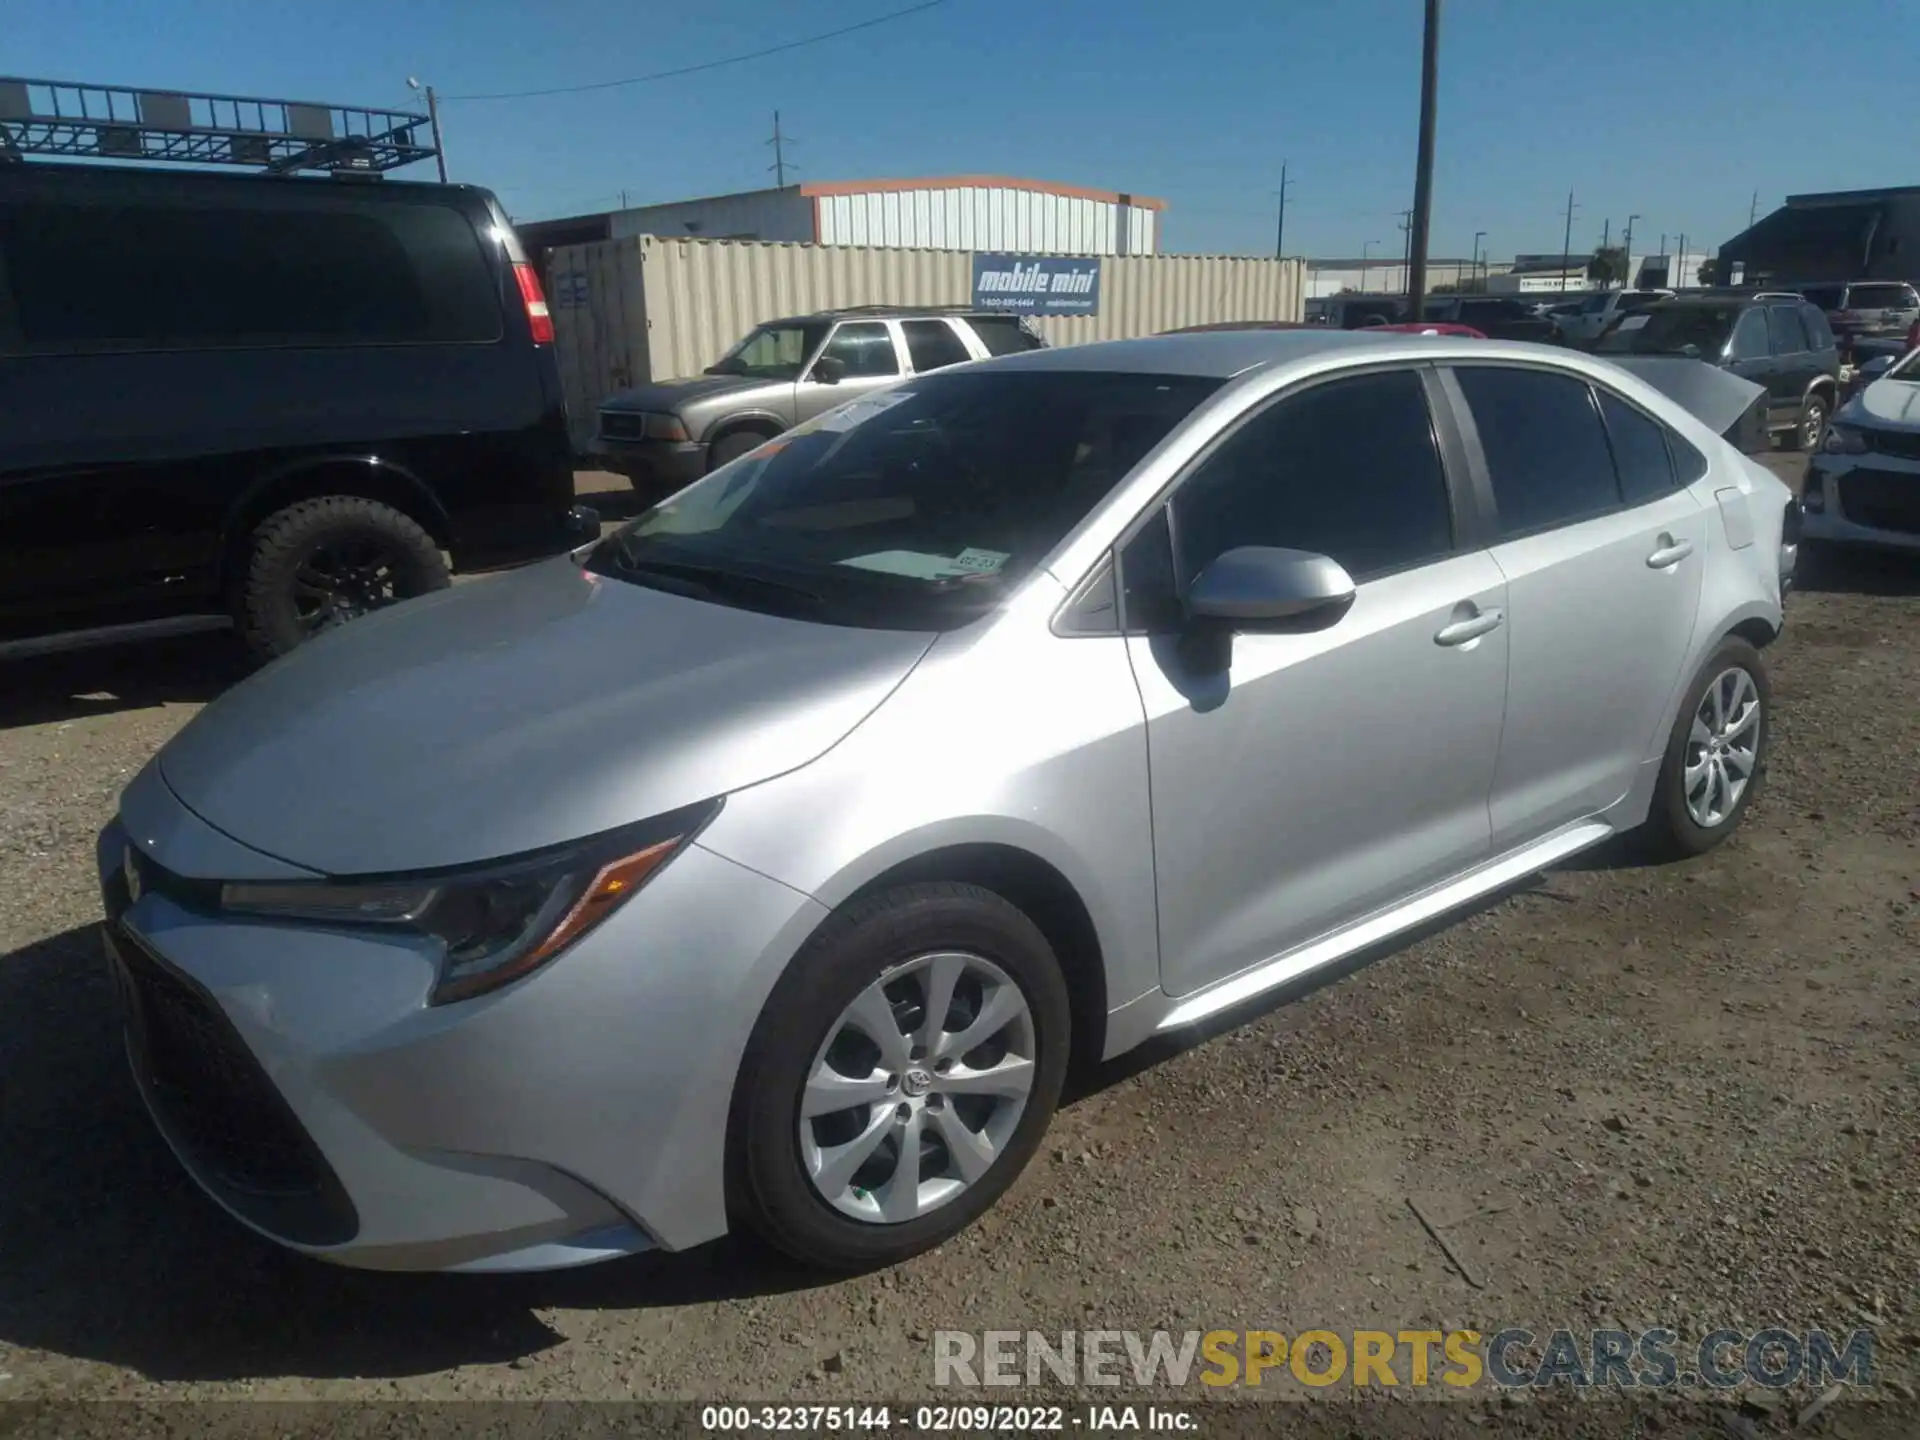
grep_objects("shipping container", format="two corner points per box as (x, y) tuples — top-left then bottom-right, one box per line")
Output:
(549, 234), (1304, 453)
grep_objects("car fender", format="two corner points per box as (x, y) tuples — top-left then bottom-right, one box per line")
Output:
(699, 408), (788, 447)
(218, 453), (453, 586)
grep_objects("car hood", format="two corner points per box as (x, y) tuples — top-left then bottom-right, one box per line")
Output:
(1854, 375), (1920, 429)
(1599, 355), (1767, 442)
(600, 372), (777, 412)
(156, 560), (935, 876)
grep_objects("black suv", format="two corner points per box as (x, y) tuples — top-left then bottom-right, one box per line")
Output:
(0, 162), (598, 662)
(1597, 295), (1841, 450)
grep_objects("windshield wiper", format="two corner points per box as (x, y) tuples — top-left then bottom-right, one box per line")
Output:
(600, 550), (831, 615)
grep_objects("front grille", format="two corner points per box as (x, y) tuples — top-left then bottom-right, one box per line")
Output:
(598, 409), (649, 442)
(1865, 428), (1920, 462)
(110, 926), (358, 1246)
(1839, 473), (1920, 535)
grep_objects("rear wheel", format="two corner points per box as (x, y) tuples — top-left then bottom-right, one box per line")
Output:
(1640, 637), (1771, 860)
(729, 883), (1070, 1271)
(239, 496), (449, 661)
(1794, 392), (1829, 452)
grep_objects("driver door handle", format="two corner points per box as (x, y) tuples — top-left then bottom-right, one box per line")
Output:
(1646, 536), (1694, 569)
(1435, 607), (1504, 646)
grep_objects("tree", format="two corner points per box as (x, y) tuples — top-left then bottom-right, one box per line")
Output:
(1696, 256), (1721, 286)
(1587, 245), (1629, 289)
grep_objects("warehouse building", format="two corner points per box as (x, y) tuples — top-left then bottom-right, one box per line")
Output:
(1717, 186), (1920, 285)
(516, 175), (1163, 283)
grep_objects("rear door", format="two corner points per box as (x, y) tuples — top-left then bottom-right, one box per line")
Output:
(1441, 363), (1708, 847)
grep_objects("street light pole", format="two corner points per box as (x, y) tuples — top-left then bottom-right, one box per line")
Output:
(1405, 0), (1441, 311)
(1472, 229), (1486, 288)
(1274, 160), (1294, 260)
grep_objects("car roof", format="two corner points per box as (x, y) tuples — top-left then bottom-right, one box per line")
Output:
(764, 305), (1014, 325)
(974, 327), (1498, 378)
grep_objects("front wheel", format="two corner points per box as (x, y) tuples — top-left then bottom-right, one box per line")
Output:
(1640, 637), (1771, 860)
(729, 883), (1070, 1271)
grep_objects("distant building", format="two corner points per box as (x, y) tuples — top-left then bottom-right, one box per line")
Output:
(514, 176), (1164, 283)
(1718, 186), (1920, 284)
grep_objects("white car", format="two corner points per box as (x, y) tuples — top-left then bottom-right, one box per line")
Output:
(1554, 289), (1676, 346)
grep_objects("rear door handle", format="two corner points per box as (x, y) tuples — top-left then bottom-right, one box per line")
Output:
(1647, 537), (1694, 569)
(1435, 608), (1504, 646)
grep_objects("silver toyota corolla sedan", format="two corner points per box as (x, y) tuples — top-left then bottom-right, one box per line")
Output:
(98, 330), (1798, 1274)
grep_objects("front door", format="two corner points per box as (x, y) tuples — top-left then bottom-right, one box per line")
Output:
(793, 320), (906, 423)
(1444, 365), (1708, 847)
(1723, 307), (1785, 428)
(1121, 367), (1508, 998)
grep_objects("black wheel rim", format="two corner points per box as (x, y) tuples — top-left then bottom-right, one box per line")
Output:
(290, 538), (418, 634)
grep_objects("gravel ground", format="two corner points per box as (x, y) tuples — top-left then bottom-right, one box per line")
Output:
(2, 459), (1917, 1428)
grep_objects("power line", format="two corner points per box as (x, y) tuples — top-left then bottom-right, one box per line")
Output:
(443, 1), (949, 102)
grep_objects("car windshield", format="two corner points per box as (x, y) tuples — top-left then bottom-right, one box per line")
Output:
(1597, 306), (1737, 356)
(704, 321), (831, 379)
(587, 368), (1222, 630)
(1887, 350), (1920, 382)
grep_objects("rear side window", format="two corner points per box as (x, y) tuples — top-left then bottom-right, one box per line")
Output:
(966, 315), (1045, 356)
(1454, 367), (1619, 537)
(900, 319), (972, 372)
(1596, 391), (1676, 505)
(1170, 369), (1453, 583)
(1766, 305), (1809, 355)
(0, 195), (502, 352)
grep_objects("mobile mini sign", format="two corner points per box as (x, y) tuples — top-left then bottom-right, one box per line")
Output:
(972, 254), (1102, 316)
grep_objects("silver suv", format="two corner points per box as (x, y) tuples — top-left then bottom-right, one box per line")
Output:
(595, 307), (1046, 493)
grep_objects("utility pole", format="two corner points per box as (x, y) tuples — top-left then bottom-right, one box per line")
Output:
(1749, 189), (1760, 229)
(1560, 187), (1578, 292)
(1472, 229), (1486, 288)
(1398, 209), (1414, 292)
(1405, 0), (1441, 310)
(1678, 231), (1688, 288)
(1273, 160), (1294, 259)
(1624, 212), (1639, 258)
(407, 78), (448, 183)
(766, 111), (796, 188)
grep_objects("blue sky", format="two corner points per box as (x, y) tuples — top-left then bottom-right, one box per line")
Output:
(12, 0), (1916, 260)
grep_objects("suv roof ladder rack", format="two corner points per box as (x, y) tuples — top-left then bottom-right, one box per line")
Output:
(0, 75), (436, 175)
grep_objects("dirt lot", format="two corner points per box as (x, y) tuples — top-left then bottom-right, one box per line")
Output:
(1, 459), (1916, 1426)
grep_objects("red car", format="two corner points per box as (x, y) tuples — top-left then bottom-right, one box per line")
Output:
(1165, 320), (1488, 339)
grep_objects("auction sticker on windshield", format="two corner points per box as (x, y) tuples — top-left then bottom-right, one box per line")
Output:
(839, 548), (1011, 581)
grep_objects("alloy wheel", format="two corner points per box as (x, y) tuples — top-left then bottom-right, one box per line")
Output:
(1802, 398), (1827, 450)
(1684, 666), (1761, 828)
(291, 538), (414, 634)
(800, 951), (1037, 1224)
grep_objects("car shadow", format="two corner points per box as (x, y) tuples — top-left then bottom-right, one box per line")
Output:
(0, 634), (250, 732)
(0, 922), (839, 1384)
(1794, 543), (1920, 598)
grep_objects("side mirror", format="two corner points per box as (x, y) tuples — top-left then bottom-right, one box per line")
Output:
(1185, 546), (1357, 630)
(811, 354), (846, 384)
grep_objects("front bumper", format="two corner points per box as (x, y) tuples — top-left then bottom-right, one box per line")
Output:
(597, 433), (709, 491)
(1803, 456), (1920, 553)
(95, 782), (828, 1272)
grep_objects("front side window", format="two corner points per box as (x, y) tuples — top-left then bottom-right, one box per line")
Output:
(1597, 391), (1677, 505)
(1169, 369), (1453, 585)
(1802, 305), (1836, 348)
(900, 319), (972, 373)
(1453, 366), (1619, 537)
(817, 322), (900, 379)
(587, 369), (1220, 629)
(706, 322), (830, 379)
(1729, 308), (1771, 360)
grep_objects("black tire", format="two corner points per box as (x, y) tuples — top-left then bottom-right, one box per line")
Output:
(729, 882), (1070, 1271)
(1795, 392), (1830, 453)
(708, 428), (777, 471)
(1641, 636), (1771, 861)
(239, 496), (449, 661)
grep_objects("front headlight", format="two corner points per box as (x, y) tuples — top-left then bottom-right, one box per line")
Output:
(219, 802), (717, 1004)
(641, 412), (691, 441)
(1821, 424), (1868, 455)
